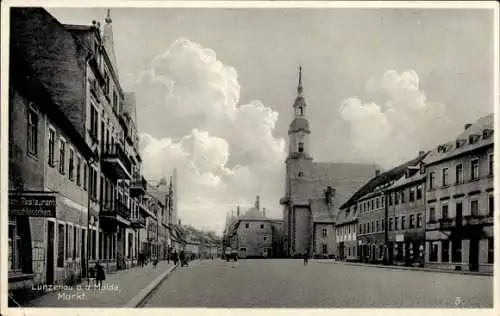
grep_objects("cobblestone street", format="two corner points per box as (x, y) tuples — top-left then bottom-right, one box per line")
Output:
(143, 259), (493, 308)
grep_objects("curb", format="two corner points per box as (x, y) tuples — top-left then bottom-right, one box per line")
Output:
(123, 264), (178, 308)
(318, 260), (493, 276)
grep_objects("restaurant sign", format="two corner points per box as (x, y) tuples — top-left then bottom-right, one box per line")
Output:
(9, 194), (56, 217)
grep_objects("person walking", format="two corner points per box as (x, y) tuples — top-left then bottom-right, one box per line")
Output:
(95, 261), (106, 288)
(303, 250), (309, 266)
(180, 250), (186, 267)
(173, 251), (178, 266)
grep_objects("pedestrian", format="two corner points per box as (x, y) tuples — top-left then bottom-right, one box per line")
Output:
(95, 261), (105, 288)
(153, 256), (158, 268)
(180, 250), (186, 267)
(303, 250), (309, 266)
(173, 251), (178, 266)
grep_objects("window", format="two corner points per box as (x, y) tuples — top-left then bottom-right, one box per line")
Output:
(260, 224), (264, 229)
(381, 219), (385, 231)
(409, 215), (415, 228)
(359, 224), (362, 234)
(104, 73), (110, 95)
(376, 220), (380, 232)
(401, 216), (406, 230)
(488, 238), (494, 264)
(263, 236), (267, 241)
(68, 148), (74, 181)
(366, 222), (369, 233)
(90, 105), (99, 141)
(92, 230), (96, 260)
(456, 202), (463, 226)
(57, 224), (64, 267)
(381, 196), (385, 207)
(442, 168), (449, 187)
(73, 226), (77, 260)
(59, 139), (66, 174)
(395, 192), (399, 205)
(429, 207), (436, 222)
(48, 128), (55, 166)
(76, 156), (81, 186)
(442, 204), (449, 219)
(348, 247), (351, 256)
(429, 243), (438, 262)
(394, 217), (399, 231)
(429, 172), (435, 189)
(400, 190), (405, 203)
(389, 193), (393, 206)
(376, 198), (379, 209)
(416, 185), (422, 200)
(371, 221), (374, 233)
(113, 91), (118, 112)
(409, 187), (415, 202)
(322, 244), (328, 254)
(489, 154), (493, 176)
(245, 223), (249, 229)
(471, 159), (479, 180)
(8, 220), (21, 271)
(489, 196), (494, 217)
(417, 213), (423, 228)
(471, 200), (479, 216)
(389, 218), (393, 231)
(83, 164), (88, 191)
(441, 240), (450, 262)
(322, 228), (328, 238)
(371, 199), (374, 210)
(456, 164), (463, 184)
(27, 108), (38, 156)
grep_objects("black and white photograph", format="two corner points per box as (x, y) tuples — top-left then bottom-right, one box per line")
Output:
(1, 0), (498, 313)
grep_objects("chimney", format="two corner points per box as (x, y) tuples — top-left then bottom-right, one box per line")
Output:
(237, 206), (240, 217)
(375, 170), (381, 177)
(465, 123), (472, 130)
(419, 150), (425, 158)
(263, 208), (266, 217)
(178, 219), (181, 226)
(255, 195), (260, 210)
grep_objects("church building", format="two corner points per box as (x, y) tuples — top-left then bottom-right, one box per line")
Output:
(280, 67), (380, 258)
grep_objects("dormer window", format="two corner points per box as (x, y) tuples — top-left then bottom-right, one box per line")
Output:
(482, 129), (493, 139)
(456, 139), (466, 148)
(469, 134), (480, 144)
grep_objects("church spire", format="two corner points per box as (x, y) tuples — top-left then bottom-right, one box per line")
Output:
(297, 66), (303, 95)
(105, 9), (112, 24)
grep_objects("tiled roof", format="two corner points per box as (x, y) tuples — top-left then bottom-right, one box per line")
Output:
(424, 114), (494, 166)
(387, 171), (425, 191)
(340, 152), (429, 210)
(336, 207), (358, 226)
(312, 162), (381, 206)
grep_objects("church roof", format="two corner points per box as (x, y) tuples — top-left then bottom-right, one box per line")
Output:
(288, 116), (311, 134)
(312, 162), (381, 206)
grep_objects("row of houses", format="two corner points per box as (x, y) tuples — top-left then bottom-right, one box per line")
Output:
(337, 114), (494, 273)
(7, 8), (195, 299)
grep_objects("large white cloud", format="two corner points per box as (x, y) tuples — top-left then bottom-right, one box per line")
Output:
(127, 38), (286, 234)
(340, 69), (456, 168)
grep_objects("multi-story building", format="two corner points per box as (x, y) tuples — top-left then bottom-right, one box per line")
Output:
(335, 204), (358, 261)
(385, 159), (427, 266)
(279, 67), (379, 258)
(224, 197), (284, 258)
(425, 115), (494, 273)
(341, 152), (428, 263)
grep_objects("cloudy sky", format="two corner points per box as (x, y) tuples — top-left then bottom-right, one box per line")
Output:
(46, 5), (494, 234)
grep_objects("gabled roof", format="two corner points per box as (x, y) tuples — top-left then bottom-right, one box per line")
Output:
(424, 114), (493, 166)
(340, 152), (429, 210)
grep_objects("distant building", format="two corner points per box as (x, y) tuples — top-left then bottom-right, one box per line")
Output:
(424, 115), (494, 273)
(335, 204), (358, 261)
(225, 197), (284, 258)
(280, 67), (380, 258)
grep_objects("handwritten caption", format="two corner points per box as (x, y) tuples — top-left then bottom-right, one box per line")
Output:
(32, 283), (120, 300)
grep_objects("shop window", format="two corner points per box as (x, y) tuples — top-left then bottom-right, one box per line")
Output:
(451, 240), (462, 263)
(429, 243), (438, 262)
(8, 219), (22, 272)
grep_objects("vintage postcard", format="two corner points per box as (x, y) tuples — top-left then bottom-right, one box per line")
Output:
(1, 1), (498, 315)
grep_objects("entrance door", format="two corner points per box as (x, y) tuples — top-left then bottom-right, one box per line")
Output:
(46, 221), (54, 284)
(469, 238), (479, 271)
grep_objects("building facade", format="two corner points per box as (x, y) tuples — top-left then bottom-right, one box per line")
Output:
(425, 115), (494, 273)
(335, 204), (358, 261)
(280, 67), (380, 258)
(385, 165), (426, 266)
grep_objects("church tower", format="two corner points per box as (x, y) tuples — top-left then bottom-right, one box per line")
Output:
(282, 67), (314, 257)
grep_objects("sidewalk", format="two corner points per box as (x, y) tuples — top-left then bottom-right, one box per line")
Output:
(315, 259), (493, 276)
(23, 260), (176, 307)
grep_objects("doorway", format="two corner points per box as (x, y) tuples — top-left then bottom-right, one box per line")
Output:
(469, 238), (479, 271)
(46, 221), (54, 284)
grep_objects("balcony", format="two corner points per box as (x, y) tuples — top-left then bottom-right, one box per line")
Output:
(101, 144), (132, 180)
(130, 174), (147, 197)
(438, 217), (454, 230)
(131, 215), (146, 228)
(99, 200), (131, 228)
(139, 199), (156, 219)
